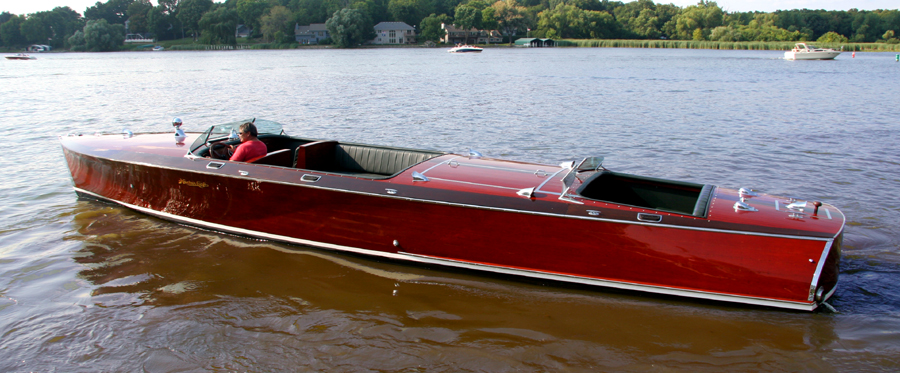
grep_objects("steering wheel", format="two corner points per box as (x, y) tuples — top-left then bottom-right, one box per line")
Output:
(209, 141), (233, 160)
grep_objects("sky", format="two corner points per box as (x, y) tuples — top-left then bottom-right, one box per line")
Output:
(1, 0), (897, 16)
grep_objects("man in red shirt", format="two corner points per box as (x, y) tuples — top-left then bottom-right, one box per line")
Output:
(228, 122), (267, 162)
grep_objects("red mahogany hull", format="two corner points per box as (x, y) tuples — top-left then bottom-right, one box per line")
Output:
(60, 131), (843, 310)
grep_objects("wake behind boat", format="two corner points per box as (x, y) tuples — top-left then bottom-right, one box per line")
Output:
(784, 43), (841, 60)
(448, 45), (483, 53)
(59, 118), (844, 311)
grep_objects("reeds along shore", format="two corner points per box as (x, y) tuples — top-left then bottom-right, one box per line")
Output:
(561, 39), (900, 52)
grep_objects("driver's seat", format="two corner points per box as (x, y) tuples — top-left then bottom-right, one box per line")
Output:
(247, 149), (292, 166)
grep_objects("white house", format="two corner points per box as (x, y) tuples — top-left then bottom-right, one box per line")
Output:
(295, 23), (329, 44)
(372, 22), (416, 45)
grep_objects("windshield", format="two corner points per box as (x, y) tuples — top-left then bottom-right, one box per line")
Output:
(188, 119), (284, 153)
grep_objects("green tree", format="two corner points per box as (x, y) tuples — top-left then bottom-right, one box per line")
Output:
(177, 0), (213, 40)
(85, 0), (134, 24)
(21, 14), (53, 44)
(326, 8), (373, 47)
(673, 1), (723, 40)
(1, 15), (27, 47)
(492, 0), (527, 45)
(454, 4), (480, 43)
(536, 3), (582, 39)
(388, 0), (430, 28)
(147, 5), (178, 40)
(816, 31), (848, 43)
(418, 13), (449, 43)
(614, 0), (664, 39)
(583, 9), (618, 39)
(45, 7), (85, 48)
(236, 0), (270, 37)
(69, 18), (125, 51)
(126, 0), (153, 33)
(199, 6), (239, 44)
(260, 5), (293, 42)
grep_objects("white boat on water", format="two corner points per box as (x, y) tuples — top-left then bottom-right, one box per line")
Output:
(784, 43), (841, 60)
(5, 53), (36, 60)
(152, 46), (165, 51)
(448, 45), (483, 53)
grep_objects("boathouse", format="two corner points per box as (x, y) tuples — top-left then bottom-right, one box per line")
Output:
(514, 38), (555, 47)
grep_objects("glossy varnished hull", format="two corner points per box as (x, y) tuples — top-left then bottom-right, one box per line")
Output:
(61, 133), (843, 310)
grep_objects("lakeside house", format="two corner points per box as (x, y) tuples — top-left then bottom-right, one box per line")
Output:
(441, 23), (501, 45)
(295, 23), (329, 44)
(28, 44), (51, 52)
(235, 24), (252, 38)
(372, 22), (416, 45)
(124, 33), (154, 43)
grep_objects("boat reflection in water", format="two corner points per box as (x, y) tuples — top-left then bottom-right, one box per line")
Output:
(60, 118), (844, 311)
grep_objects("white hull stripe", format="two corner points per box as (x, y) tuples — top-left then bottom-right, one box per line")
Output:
(74, 187), (817, 311)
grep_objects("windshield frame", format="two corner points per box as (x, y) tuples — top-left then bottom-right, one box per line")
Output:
(187, 119), (285, 155)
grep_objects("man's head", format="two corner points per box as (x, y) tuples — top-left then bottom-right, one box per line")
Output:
(238, 122), (258, 140)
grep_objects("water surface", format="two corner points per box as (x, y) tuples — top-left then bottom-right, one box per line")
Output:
(1, 47), (898, 371)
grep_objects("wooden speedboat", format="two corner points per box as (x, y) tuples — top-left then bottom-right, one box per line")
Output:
(784, 43), (841, 60)
(448, 45), (483, 53)
(5, 53), (36, 60)
(59, 119), (844, 311)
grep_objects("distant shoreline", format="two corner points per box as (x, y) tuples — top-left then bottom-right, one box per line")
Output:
(5, 40), (900, 54)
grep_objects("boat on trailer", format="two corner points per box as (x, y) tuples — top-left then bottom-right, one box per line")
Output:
(59, 119), (844, 311)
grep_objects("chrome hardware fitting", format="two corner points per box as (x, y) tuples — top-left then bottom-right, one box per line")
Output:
(517, 187), (536, 198)
(789, 212), (806, 219)
(393, 240), (400, 247)
(468, 149), (483, 158)
(559, 160), (575, 169)
(738, 188), (758, 198)
(412, 171), (429, 182)
(787, 201), (807, 211)
(238, 170), (249, 176)
(385, 188), (398, 195)
(228, 128), (239, 141)
(734, 200), (758, 212)
(448, 160), (459, 168)
(637, 213), (662, 223)
(206, 162), (225, 170)
(534, 170), (549, 177)
(122, 129), (133, 138)
(587, 210), (601, 216)
(300, 174), (321, 182)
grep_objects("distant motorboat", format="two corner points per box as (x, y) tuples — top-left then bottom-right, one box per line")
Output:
(152, 46), (165, 51)
(5, 53), (36, 60)
(784, 43), (841, 60)
(448, 45), (483, 53)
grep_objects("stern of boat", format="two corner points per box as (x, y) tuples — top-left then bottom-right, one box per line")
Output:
(813, 230), (842, 307)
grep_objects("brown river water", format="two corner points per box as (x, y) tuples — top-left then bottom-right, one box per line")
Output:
(1, 48), (898, 371)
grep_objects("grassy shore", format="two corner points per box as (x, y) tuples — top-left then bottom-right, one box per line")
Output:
(560, 39), (900, 52)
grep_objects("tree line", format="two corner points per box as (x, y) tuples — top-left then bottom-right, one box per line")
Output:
(1, 0), (898, 51)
